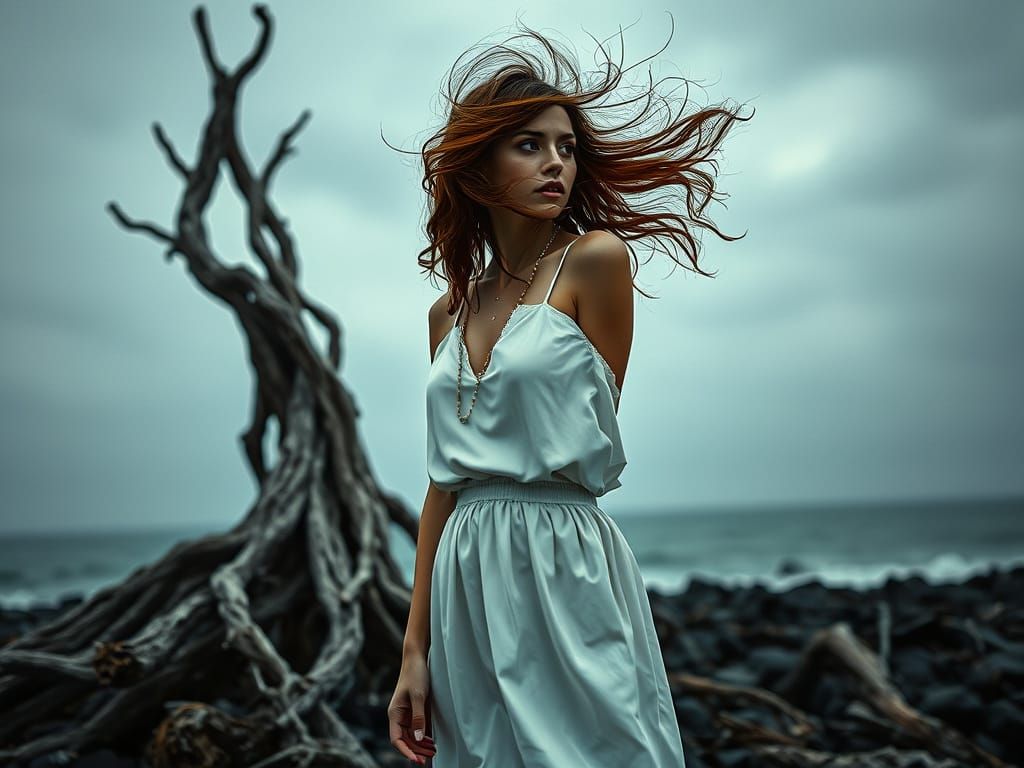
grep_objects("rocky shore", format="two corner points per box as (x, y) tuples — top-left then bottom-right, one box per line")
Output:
(645, 565), (1023, 767)
(3, 566), (1020, 767)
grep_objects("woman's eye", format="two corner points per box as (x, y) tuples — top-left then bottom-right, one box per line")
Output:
(519, 140), (576, 156)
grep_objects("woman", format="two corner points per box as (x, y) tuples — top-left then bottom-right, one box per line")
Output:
(388, 20), (749, 767)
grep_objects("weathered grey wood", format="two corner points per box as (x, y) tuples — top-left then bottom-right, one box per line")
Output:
(666, 619), (1012, 767)
(779, 622), (1007, 768)
(0, 6), (415, 766)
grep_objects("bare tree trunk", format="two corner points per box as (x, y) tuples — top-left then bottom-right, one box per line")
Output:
(0, 6), (415, 766)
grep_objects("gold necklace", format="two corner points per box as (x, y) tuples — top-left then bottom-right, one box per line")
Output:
(456, 225), (560, 424)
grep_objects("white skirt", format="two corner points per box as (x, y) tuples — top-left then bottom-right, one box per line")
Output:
(427, 477), (687, 767)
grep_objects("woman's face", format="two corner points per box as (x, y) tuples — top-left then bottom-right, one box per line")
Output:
(482, 104), (577, 220)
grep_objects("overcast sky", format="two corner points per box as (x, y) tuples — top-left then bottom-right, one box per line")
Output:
(1, 1), (1021, 534)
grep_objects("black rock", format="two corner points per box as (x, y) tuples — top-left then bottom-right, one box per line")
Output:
(776, 579), (840, 619)
(891, 647), (934, 690)
(992, 568), (1024, 601)
(26, 747), (141, 767)
(716, 747), (757, 768)
(713, 663), (760, 688)
(965, 656), (1005, 698)
(891, 610), (940, 642)
(70, 749), (140, 767)
(776, 557), (808, 576)
(679, 749), (708, 768)
(974, 623), (1024, 655)
(58, 593), (85, 610)
(809, 677), (851, 719)
(709, 607), (738, 626)
(715, 628), (748, 659)
(964, 569), (999, 591)
(884, 573), (930, 600)
(974, 731), (1011, 764)
(919, 684), (984, 731)
(746, 645), (799, 689)
(684, 577), (730, 605)
(674, 697), (716, 740)
(988, 650), (1024, 682)
(986, 699), (1024, 756)
(944, 585), (990, 611)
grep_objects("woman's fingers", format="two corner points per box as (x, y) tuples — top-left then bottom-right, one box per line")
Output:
(388, 679), (436, 763)
(388, 712), (420, 761)
(390, 717), (436, 762)
(404, 726), (436, 753)
(410, 688), (429, 744)
(402, 726), (436, 762)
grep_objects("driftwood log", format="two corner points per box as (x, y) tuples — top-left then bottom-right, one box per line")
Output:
(0, 5), (416, 766)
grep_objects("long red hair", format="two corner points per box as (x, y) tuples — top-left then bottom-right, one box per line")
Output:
(410, 17), (753, 317)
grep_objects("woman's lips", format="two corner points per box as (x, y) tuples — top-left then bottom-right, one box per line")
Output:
(537, 189), (563, 198)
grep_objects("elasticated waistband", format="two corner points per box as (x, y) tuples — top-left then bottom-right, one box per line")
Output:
(455, 477), (597, 507)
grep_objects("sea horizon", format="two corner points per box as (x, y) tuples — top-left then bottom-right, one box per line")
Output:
(1, 493), (1021, 611)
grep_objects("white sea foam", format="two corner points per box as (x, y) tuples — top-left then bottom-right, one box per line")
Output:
(642, 552), (1024, 594)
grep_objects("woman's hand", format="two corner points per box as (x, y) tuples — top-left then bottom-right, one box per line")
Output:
(388, 650), (436, 765)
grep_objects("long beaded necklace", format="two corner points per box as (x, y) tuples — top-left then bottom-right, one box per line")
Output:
(456, 225), (560, 424)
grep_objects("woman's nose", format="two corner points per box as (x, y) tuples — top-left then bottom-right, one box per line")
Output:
(543, 156), (563, 172)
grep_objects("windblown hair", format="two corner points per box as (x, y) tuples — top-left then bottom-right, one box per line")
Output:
(413, 15), (753, 317)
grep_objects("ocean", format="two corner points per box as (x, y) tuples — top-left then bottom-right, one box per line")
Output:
(1, 496), (1021, 610)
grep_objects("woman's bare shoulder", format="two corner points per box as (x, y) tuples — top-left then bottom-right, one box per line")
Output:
(427, 289), (457, 362)
(570, 229), (628, 256)
(428, 289), (455, 327)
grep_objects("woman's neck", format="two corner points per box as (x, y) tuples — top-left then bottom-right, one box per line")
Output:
(485, 220), (562, 281)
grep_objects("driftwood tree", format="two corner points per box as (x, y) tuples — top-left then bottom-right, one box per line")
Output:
(0, 5), (416, 766)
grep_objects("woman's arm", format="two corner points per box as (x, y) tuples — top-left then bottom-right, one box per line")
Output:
(402, 292), (459, 659)
(402, 481), (456, 659)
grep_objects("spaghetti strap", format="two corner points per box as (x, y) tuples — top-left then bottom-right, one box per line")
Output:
(543, 238), (577, 304)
